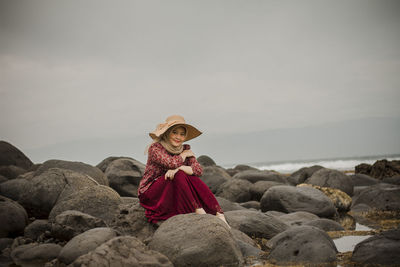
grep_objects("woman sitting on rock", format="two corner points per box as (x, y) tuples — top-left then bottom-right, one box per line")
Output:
(138, 115), (229, 228)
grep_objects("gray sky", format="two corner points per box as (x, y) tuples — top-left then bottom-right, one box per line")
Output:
(1, 0), (399, 164)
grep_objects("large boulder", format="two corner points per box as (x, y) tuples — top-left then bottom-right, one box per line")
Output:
(352, 228), (400, 265)
(1, 168), (98, 218)
(382, 175), (400, 185)
(350, 173), (380, 186)
(0, 196), (28, 238)
(233, 170), (287, 184)
(109, 202), (156, 242)
(200, 166), (230, 193)
(0, 141), (33, 170)
(149, 213), (243, 267)
(58, 227), (118, 265)
(305, 168), (354, 196)
(267, 225), (337, 265)
(225, 165), (258, 177)
(305, 218), (345, 231)
(10, 243), (62, 267)
(71, 236), (173, 267)
(35, 159), (108, 185)
(287, 165), (324, 185)
(351, 183), (400, 211)
(216, 179), (252, 203)
(224, 209), (288, 239)
(49, 185), (122, 224)
(51, 210), (107, 241)
(24, 220), (51, 241)
(260, 185), (337, 218)
(276, 211), (319, 227)
(215, 197), (246, 212)
(0, 165), (27, 180)
(249, 181), (283, 201)
(356, 159), (400, 179)
(104, 158), (145, 197)
(197, 155), (216, 167)
(96, 156), (134, 172)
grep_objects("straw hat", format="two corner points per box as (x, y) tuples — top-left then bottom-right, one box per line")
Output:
(149, 115), (202, 142)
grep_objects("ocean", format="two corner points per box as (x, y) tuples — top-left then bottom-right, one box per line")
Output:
(234, 154), (400, 174)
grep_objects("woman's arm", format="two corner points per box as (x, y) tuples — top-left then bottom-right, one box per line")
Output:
(186, 155), (203, 177)
(148, 143), (184, 169)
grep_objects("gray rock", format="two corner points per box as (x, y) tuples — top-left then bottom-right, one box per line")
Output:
(121, 196), (139, 205)
(350, 173), (380, 186)
(225, 209), (288, 239)
(277, 211), (319, 227)
(0, 196), (28, 238)
(287, 165), (324, 185)
(352, 228), (400, 265)
(216, 179), (252, 203)
(1, 168), (99, 219)
(49, 185), (122, 224)
(382, 175), (400, 185)
(0, 141), (34, 170)
(51, 210), (107, 241)
(0, 238), (13, 251)
(0, 174), (7, 183)
(250, 180), (283, 201)
(352, 183), (400, 211)
(149, 213), (243, 267)
(71, 236), (173, 267)
(200, 166), (230, 193)
(109, 202), (156, 242)
(104, 158), (145, 197)
(260, 185), (337, 218)
(305, 218), (345, 231)
(267, 226), (337, 265)
(197, 155), (216, 167)
(240, 201), (260, 210)
(35, 159), (108, 186)
(305, 168), (354, 196)
(11, 243), (62, 267)
(233, 170), (287, 184)
(226, 165), (259, 177)
(0, 165), (27, 180)
(58, 227), (118, 265)
(215, 197), (246, 212)
(24, 220), (51, 241)
(96, 156), (134, 172)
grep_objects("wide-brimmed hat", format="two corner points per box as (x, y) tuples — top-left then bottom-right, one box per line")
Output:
(149, 115), (202, 142)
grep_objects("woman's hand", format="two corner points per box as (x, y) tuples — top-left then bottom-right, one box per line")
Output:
(165, 169), (179, 180)
(180, 150), (195, 161)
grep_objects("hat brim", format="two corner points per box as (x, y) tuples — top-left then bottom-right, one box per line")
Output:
(149, 122), (202, 142)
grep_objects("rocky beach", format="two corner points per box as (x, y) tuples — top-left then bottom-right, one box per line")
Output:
(1, 140), (399, 267)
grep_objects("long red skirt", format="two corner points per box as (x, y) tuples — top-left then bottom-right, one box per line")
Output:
(139, 170), (223, 224)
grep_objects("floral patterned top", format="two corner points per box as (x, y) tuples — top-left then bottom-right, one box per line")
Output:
(138, 142), (203, 196)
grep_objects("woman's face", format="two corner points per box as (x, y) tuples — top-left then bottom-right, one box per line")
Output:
(167, 126), (186, 147)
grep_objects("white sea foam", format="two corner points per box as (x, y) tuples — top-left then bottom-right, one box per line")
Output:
(252, 156), (400, 174)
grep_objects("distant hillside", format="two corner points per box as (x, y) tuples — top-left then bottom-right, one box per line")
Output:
(24, 117), (400, 166)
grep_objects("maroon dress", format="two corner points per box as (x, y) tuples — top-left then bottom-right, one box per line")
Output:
(138, 142), (223, 223)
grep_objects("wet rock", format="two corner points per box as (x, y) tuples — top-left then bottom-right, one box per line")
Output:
(351, 183), (400, 211)
(260, 185), (337, 218)
(51, 210), (107, 241)
(305, 218), (345, 231)
(267, 225), (337, 265)
(1, 168), (98, 219)
(225, 209), (288, 239)
(49, 185), (122, 224)
(287, 165), (324, 185)
(0, 196), (28, 238)
(355, 159), (400, 179)
(149, 213), (243, 267)
(298, 183), (352, 212)
(249, 180), (283, 201)
(104, 158), (145, 197)
(11, 243), (62, 267)
(240, 201), (260, 210)
(35, 159), (108, 185)
(352, 228), (400, 265)
(305, 168), (354, 196)
(71, 236), (173, 267)
(200, 166), (230, 193)
(350, 173), (380, 186)
(215, 197), (246, 212)
(109, 202), (156, 242)
(58, 227), (118, 265)
(216, 179), (252, 203)
(24, 220), (51, 241)
(277, 211), (319, 227)
(197, 155), (216, 167)
(0, 141), (33, 170)
(233, 170), (287, 184)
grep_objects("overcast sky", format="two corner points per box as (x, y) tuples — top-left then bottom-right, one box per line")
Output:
(1, 0), (399, 163)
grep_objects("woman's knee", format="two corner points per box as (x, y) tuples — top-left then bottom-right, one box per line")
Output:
(173, 170), (189, 182)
